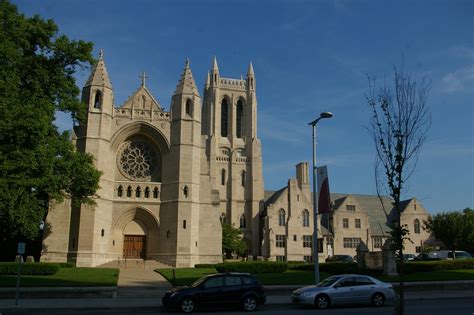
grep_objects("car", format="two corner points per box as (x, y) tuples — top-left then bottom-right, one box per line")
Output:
(403, 254), (416, 261)
(429, 250), (472, 260)
(291, 274), (396, 309)
(325, 255), (354, 263)
(413, 252), (440, 261)
(162, 273), (266, 313)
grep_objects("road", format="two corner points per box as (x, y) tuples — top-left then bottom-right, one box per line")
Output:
(2, 298), (473, 315)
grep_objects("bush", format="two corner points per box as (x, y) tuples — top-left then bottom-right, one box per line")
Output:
(289, 262), (358, 274)
(0, 262), (60, 275)
(194, 264), (216, 269)
(404, 258), (474, 273)
(215, 261), (288, 274)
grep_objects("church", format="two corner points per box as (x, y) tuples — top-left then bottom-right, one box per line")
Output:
(41, 51), (264, 267)
(41, 52), (432, 267)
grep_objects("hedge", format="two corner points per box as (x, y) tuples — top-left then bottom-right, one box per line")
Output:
(290, 262), (358, 274)
(404, 259), (474, 273)
(215, 261), (288, 274)
(0, 262), (61, 275)
(194, 264), (216, 269)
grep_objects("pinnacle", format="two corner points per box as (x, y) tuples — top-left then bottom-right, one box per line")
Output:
(247, 61), (254, 76)
(85, 50), (112, 89)
(212, 56), (219, 72)
(174, 59), (200, 97)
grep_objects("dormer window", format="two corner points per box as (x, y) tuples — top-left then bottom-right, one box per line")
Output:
(94, 91), (102, 109)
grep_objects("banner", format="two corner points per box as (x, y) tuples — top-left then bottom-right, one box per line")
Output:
(317, 166), (331, 214)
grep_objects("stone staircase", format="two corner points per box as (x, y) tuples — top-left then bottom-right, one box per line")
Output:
(98, 259), (172, 270)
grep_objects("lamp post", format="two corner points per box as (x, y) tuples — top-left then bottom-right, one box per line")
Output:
(309, 111), (333, 284)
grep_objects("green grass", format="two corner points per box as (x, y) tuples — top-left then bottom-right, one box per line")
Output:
(0, 267), (119, 287)
(377, 269), (474, 282)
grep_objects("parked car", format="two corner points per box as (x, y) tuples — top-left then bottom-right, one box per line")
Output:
(291, 274), (396, 309)
(325, 255), (354, 263)
(162, 273), (266, 313)
(429, 250), (472, 260)
(413, 252), (440, 261)
(403, 254), (416, 261)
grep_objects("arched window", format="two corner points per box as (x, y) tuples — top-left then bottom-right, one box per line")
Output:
(221, 98), (228, 137)
(153, 187), (159, 199)
(186, 99), (193, 116)
(240, 214), (247, 229)
(117, 186), (123, 198)
(144, 187), (150, 198)
(183, 185), (189, 198)
(302, 210), (310, 227)
(141, 95), (146, 109)
(220, 213), (226, 224)
(236, 99), (243, 138)
(278, 209), (286, 226)
(94, 91), (102, 109)
(414, 219), (421, 234)
(135, 186), (141, 198)
(221, 169), (226, 185)
(241, 170), (246, 187)
(126, 186), (132, 198)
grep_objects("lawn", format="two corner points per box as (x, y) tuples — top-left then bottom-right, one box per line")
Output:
(156, 267), (474, 287)
(0, 267), (119, 287)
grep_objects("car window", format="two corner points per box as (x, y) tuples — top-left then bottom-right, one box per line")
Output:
(447, 252), (453, 258)
(337, 277), (356, 287)
(355, 277), (375, 285)
(203, 276), (224, 288)
(317, 276), (340, 287)
(242, 276), (253, 285)
(225, 276), (242, 286)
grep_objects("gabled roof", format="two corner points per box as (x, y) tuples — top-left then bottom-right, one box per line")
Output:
(264, 188), (287, 207)
(85, 50), (112, 89)
(120, 85), (162, 110)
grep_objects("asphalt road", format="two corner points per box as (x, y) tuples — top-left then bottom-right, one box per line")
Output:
(2, 298), (474, 315)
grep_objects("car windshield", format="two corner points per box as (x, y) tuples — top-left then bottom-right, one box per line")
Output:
(456, 252), (471, 258)
(316, 276), (340, 287)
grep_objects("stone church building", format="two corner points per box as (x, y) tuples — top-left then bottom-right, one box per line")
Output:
(42, 52), (263, 267)
(41, 52), (432, 267)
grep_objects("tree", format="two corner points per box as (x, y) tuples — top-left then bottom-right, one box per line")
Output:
(425, 208), (474, 255)
(0, 0), (101, 260)
(366, 64), (431, 315)
(222, 223), (248, 259)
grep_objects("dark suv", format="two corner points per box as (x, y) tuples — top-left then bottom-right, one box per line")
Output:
(162, 273), (266, 313)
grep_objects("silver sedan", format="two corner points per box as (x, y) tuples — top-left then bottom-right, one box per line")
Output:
(291, 274), (396, 309)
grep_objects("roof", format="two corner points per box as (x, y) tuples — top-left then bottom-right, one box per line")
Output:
(85, 50), (112, 89)
(264, 188), (286, 207)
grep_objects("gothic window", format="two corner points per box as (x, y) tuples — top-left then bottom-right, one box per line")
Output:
(302, 210), (310, 227)
(141, 95), (146, 109)
(236, 99), (243, 138)
(221, 169), (226, 185)
(94, 91), (102, 109)
(241, 170), (246, 187)
(221, 98), (228, 137)
(144, 187), (150, 198)
(414, 219), (421, 234)
(278, 209), (286, 226)
(186, 99), (193, 117)
(183, 185), (189, 198)
(153, 187), (159, 199)
(117, 139), (160, 181)
(220, 213), (226, 224)
(240, 214), (246, 229)
(117, 185), (123, 198)
(126, 186), (132, 198)
(135, 186), (141, 198)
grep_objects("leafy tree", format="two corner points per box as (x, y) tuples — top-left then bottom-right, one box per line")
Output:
(366, 64), (431, 315)
(0, 0), (101, 260)
(222, 223), (248, 259)
(425, 208), (474, 255)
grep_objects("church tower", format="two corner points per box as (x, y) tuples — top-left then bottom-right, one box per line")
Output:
(202, 58), (264, 257)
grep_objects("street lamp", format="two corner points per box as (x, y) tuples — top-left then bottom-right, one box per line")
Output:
(309, 111), (333, 284)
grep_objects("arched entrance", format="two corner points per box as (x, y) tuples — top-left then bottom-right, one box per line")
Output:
(113, 207), (159, 260)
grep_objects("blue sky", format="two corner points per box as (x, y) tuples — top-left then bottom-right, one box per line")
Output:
(14, 0), (473, 213)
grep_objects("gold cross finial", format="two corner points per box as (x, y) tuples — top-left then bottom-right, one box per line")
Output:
(139, 71), (149, 87)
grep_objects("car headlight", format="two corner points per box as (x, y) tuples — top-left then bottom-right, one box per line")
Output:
(300, 291), (313, 297)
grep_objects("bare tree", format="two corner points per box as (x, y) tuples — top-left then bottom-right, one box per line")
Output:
(366, 64), (431, 315)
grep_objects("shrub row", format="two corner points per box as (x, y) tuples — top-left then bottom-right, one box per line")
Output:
(215, 261), (288, 274)
(404, 258), (474, 273)
(0, 262), (61, 275)
(194, 264), (216, 269)
(290, 262), (359, 274)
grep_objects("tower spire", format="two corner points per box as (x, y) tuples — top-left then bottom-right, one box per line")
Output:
(247, 61), (255, 76)
(174, 59), (200, 96)
(212, 56), (219, 72)
(85, 49), (112, 89)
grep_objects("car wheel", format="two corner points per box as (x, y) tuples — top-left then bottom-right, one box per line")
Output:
(314, 294), (330, 309)
(371, 293), (385, 307)
(242, 295), (258, 312)
(180, 297), (195, 313)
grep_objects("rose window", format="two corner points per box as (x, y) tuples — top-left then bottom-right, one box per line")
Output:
(117, 140), (159, 181)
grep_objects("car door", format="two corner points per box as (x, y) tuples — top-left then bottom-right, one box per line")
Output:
(354, 276), (376, 303)
(222, 275), (243, 303)
(198, 276), (225, 305)
(330, 277), (358, 305)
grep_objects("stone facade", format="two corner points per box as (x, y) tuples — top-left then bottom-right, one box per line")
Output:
(41, 53), (263, 267)
(262, 167), (432, 261)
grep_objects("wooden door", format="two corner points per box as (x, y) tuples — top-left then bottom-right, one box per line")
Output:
(123, 235), (146, 259)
